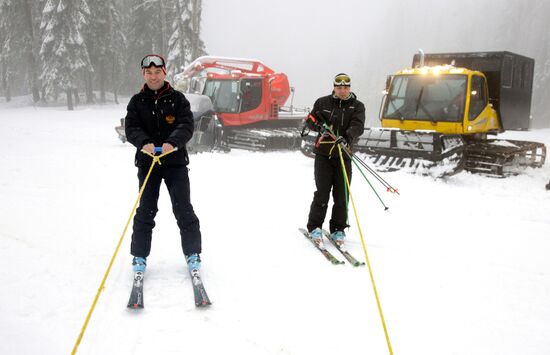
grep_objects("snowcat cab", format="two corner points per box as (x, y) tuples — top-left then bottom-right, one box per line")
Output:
(174, 56), (307, 151)
(355, 51), (546, 177)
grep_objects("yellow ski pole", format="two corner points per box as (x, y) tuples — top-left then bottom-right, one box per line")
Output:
(71, 147), (176, 355)
(337, 144), (394, 355)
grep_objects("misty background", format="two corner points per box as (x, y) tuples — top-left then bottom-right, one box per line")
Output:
(1, 0), (550, 127)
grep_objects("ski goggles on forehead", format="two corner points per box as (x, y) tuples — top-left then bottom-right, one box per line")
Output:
(141, 55), (165, 69)
(334, 74), (351, 86)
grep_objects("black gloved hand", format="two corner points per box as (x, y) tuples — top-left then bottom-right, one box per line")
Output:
(307, 114), (324, 132)
(316, 122), (327, 134)
(334, 136), (348, 147)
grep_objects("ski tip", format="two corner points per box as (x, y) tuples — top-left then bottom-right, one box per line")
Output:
(196, 300), (212, 307)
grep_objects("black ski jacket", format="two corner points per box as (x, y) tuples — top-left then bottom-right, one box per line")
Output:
(307, 92), (365, 158)
(125, 82), (194, 167)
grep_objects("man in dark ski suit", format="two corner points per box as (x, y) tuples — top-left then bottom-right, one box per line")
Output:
(305, 73), (365, 245)
(125, 54), (202, 273)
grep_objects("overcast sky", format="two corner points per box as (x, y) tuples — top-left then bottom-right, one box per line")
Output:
(201, 0), (379, 112)
(201, 0), (548, 126)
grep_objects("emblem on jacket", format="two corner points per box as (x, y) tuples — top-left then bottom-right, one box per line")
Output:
(165, 115), (175, 124)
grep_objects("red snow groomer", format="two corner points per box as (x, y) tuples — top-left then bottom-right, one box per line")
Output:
(174, 56), (307, 151)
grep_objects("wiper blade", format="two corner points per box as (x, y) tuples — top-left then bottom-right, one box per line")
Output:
(415, 86), (436, 122)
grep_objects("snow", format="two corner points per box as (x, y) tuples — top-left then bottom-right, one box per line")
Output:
(1, 102), (550, 355)
(490, 139), (519, 147)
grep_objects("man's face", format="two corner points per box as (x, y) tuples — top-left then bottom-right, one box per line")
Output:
(143, 67), (166, 90)
(334, 85), (351, 100)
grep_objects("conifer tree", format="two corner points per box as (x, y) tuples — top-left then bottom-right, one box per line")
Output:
(85, 0), (126, 103)
(39, 0), (92, 110)
(167, 0), (206, 80)
(0, 0), (12, 102)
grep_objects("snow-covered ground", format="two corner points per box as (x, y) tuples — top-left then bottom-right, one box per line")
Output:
(1, 101), (550, 355)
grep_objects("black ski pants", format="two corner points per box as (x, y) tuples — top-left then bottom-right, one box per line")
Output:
(131, 165), (201, 258)
(307, 154), (352, 233)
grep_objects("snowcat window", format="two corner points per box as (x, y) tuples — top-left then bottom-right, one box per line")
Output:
(383, 74), (467, 122)
(240, 79), (262, 112)
(203, 80), (240, 113)
(468, 75), (488, 120)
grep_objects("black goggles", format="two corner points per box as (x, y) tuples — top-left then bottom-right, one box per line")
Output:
(141, 55), (165, 69)
(333, 74), (351, 86)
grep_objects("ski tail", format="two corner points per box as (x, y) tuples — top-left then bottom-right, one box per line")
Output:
(322, 230), (365, 267)
(127, 271), (144, 309)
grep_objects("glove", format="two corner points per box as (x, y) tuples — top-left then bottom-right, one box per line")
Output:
(334, 136), (348, 147)
(307, 114), (323, 131)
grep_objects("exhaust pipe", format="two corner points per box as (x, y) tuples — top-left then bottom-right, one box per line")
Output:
(418, 48), (425, 67)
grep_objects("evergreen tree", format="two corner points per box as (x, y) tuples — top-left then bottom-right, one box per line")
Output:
(125, 0), (164, 91)
(39, 0), (92, 110)
(167, 0), (191, 79)
(85, 0), (125, 103)
(2, 0), (208, 104)
(167, 0), (206, 80)
(104, 0), (126, 104)
(189, 0), (206, 61)
(21, 0), (42, 102)
(0, 0), (11, 102)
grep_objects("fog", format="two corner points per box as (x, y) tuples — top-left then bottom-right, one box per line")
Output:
(201, 0), (550, 127)
(1, 0), (548, 127)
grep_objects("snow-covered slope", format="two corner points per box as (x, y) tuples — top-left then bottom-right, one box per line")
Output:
(1, 104), (550, 355)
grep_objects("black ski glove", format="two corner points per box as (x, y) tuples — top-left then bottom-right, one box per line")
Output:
(334, 136), (349, 147)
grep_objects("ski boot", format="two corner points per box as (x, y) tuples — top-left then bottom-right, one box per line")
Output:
(132, 256), (147, 273)
(186, 253), (201, 272)
(309, 227), (323, 246)
(330, 230), (346, 246)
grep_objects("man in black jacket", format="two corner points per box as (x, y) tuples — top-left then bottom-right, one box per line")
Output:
(305, 73), (365, 246)
(125, 54), (202, 274)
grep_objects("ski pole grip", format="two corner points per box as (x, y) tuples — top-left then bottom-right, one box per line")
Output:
(308, 114), (326, 132)
(308, 114), (321, 128)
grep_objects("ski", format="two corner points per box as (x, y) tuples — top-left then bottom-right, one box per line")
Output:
(298, 228), (344, 265)
(127, 271), (144, 309)
(322, 230), (365, 267)
(190, 269), (212, 307)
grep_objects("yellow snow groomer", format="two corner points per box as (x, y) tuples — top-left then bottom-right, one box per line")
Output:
(356, 51), (546, 177)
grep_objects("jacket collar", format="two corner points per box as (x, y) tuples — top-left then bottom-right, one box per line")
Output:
(331, 91), (356, 106)
(141, 81), (172, 99)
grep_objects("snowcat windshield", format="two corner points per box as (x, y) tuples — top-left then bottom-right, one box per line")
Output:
(383, 74), (467, 122)
(203, 80), (240, 113)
